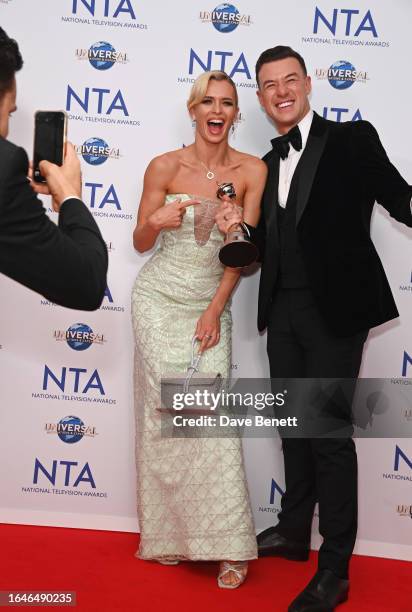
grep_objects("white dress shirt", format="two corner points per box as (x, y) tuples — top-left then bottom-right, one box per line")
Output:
(278, 110), (314, 208)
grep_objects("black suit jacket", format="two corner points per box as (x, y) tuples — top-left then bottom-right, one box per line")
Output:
(0, 137), (108, 310)
(254, 112), (412, 336)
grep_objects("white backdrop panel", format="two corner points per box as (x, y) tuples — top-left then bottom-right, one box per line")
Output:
(0, 0), (411, 560)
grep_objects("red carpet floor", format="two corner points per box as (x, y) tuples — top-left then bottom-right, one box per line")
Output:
(0, 525), (410, 611)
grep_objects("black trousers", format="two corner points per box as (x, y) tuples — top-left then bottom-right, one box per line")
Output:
(267, 288), (368, 579)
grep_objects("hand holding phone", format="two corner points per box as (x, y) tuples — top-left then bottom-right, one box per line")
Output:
(33, 110), (67, 183)
(30, 142), (82, 212)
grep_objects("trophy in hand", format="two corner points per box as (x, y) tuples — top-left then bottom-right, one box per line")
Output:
(216, 182), (258, 267)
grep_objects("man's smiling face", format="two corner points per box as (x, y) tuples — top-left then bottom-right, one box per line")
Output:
(257, 57), (311, 134)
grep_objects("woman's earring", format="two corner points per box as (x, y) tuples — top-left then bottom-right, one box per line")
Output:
(231, 121), (237, 137)
(191, 117), (196, 129)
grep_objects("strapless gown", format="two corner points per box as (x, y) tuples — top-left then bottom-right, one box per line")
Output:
(131, 194), (257, 561)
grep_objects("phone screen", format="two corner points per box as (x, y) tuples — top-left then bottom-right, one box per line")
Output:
(33, 111), (66, 183)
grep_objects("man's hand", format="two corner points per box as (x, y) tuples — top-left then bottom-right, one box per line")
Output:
(215, 198), (243, 234)
(29, 142), (82, 212)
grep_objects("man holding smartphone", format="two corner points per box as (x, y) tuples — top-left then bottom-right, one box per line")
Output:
(0, 27), (107, 310)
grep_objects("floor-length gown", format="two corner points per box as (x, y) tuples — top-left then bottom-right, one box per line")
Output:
(131, 193), (257, 561)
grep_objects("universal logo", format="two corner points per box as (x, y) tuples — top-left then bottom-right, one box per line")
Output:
(200, 4), (252, 33)
(75, 138), (121, 165)
(54, 323), (105, 351)
(75, 41), (129, 70)
(315, 61), (368, 90)
(45, 416), (98, 444)
(396, 504), (412, 519)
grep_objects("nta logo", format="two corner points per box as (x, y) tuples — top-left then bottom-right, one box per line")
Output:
(43, 365), (105, 395)
(313, 7), (378, 38)
(85, 183), (121, 210)
(189, 49), (251, 79)
(394, 445), (412, 472)
(66, 86), (129, 116)
(399, 271), (412, 293)
(33, 458), (96, 488)
(270, 478), (284, 505)
(71, 0), (136, 19)
(402, 351), (412, 377)
(322, 107), (362, 122)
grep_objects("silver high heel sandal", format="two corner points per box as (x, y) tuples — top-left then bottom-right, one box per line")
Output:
(156, 558), (180, 565)
(217, 561), (248, 589)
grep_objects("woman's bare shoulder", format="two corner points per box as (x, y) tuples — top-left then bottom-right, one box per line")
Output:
(145, 148), (186, 179)
(231, 149), (267, 172)
(239, 154), (268, 187)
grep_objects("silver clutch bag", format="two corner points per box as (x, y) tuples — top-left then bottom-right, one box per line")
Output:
(159, 337), (222, 414)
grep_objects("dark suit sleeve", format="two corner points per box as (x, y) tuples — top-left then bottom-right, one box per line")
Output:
(0, 145), (108, 310)
(354, 121), (412, 226)
(245, 212), (265, 263)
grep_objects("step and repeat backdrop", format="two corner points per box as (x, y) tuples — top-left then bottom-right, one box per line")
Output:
(0, 0), (411, 560)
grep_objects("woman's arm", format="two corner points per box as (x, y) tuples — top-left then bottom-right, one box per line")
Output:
(214, 157), (267, 237)
(133, 155), (199, 252)
(196, 158), (268, 352)
(133, 156), (170, 252)
(242, 157), (268, 227)
(242, 158), (268, 261)
(196, 266), (241, 353)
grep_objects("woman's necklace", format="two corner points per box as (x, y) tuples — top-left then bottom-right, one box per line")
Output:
(199, 160), (216, 180)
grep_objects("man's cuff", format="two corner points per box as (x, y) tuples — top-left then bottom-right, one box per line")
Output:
(240, 222), (251, 238)
(60, 195), (82, 207)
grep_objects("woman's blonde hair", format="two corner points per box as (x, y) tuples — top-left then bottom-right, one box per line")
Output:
(187, 70), (238, 112)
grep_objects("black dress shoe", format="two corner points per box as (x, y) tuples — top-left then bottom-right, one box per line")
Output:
(288, 569), (349, 611)
(256, 527), (310, 561)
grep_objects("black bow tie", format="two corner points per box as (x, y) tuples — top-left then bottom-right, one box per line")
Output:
(271, 125), (302, 160)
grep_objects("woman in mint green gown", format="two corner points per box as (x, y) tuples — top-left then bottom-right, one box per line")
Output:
(132, 70), (267, 588)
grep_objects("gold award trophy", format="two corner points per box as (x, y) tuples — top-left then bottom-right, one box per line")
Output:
(217, 182), (258, 267)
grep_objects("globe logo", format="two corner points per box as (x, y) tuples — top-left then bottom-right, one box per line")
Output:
(57, 416), (85, 444)
(88, 41), (116, 70)
(81, 137), (109, 165)
(328, 60), (357, 90)
(66, 323), (94, 351)
(212, 3), (240, 33)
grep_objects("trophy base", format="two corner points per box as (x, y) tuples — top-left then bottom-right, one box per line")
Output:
(219, 240), (258, 268)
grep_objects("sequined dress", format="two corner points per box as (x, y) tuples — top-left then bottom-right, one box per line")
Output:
(131, 194), (257, 561)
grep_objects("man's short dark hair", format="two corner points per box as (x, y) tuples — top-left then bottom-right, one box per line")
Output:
(0, 27), (23, 97)
(256, 46), (307, 86)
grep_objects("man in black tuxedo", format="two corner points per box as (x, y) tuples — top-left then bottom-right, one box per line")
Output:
(0, 27), (107, 310)
(216, 46), (412, 611)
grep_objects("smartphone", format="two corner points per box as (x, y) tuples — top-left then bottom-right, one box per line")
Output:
(33, 110), (67, 183)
